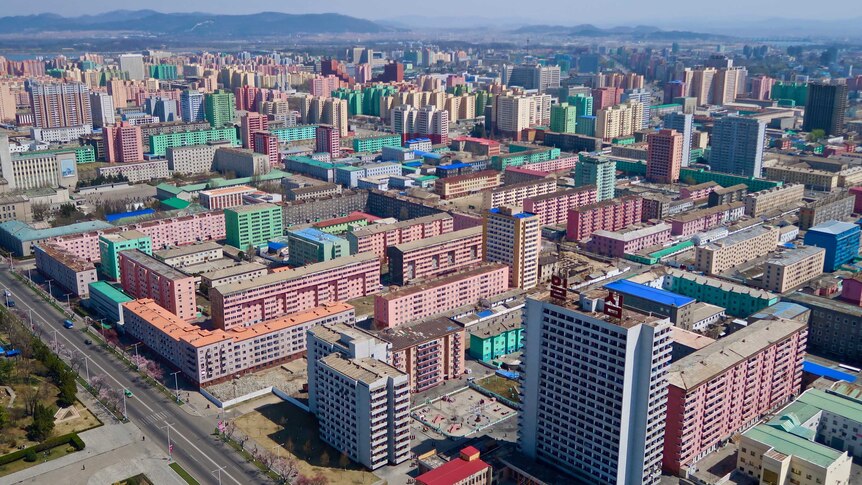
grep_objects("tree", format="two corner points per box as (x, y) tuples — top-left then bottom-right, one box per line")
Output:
(245, 245), (256, 261)
(0, 359), (14, 385)
(807, 129), (826, 142)
(302, 439), (312, 457)
(57, 371), (78, 408)
(0, 405), (8, 429)
(470, 123), (486, 139)
(32, 202), (50, 222)
(338, 453), (350, 469)
(21, 381), (47, 416)
(319, 449), (330, 467)
(27, 402), (56, 441)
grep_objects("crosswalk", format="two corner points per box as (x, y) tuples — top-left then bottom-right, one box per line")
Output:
(140, 410), (169, 425)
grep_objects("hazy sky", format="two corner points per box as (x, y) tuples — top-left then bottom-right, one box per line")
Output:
(0, 0), (843, 25)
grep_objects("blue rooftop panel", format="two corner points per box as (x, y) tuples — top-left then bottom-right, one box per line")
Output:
(807, 220), (860, 235)
(476, 310), (494, 318)
(105, 208), (155, 223)
(605, 280), (695, 308)
(802, 361), (857, 383)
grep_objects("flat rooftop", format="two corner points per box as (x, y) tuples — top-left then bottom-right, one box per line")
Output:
(199, 185), (255, 196)
(668, 317), (808, 390)
(700, 225), (775, 251)
(785, 292), (862, 318)
(36, 243), (95, 272)
(200, 262), (267, 281)
(224, 203), (280, 214)
(604, 279), (694, 308)
(766, 245), (825, 266)
(154, 241), (222, 260)
(376, 317), (464, 351)
(348, 213), (451, 237)
(523, 185), (596, 203)
(665, 268), (778, 300)
(120, 250), (194, 281)
(391, 226), (482, 253)
(319, 353), (405, 384)
(380, 263), (508, 300)
(591, 223), (671, 242)
(807, 220), (859, 236)
(538, 291), (667, 329)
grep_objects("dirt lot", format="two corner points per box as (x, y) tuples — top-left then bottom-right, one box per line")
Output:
(474, 374), (520, 403)
(235, 401), (380, 485)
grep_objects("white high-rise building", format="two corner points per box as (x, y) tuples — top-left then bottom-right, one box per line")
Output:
(663, 112), (693, 167)
(596, 100), (644, 141)
(89, 92), (115, 128)
(391, 105), (418, 137)
(307, 323), (410, 470)
(483, 207), (541, 290)
(180, 90), (205, 123)
(519, 292), (673, 484)
(496, 95), (532, 137)
(119, 54), (146, 81)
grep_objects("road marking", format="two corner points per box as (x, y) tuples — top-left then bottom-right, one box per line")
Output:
(3, 277), (245, 485)
(143, 411), (169, 424)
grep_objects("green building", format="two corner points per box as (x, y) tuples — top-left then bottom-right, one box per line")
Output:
(663, 268), (779, 317)
(574, 153), (616, 201)
(575, 115), (596, 137)
(225, 203), (284, 250)
(475, 90), (490, 116)
(286, 228), (350, 266)
(98, 230), (153, 280)
(491, 146), (561, 170)
(679, 168), (781, 192)
(21, 145), (95, 165)
(771, 82), (809, 108)
(361, 85), (397, 117)
(87, 281), (133, 326)
(149, 64), (178, 80)
(469, 326), (524, 362)
(333, 88), (364, 116)
(352, 135), (402, 153)
(611, 158), (647, 175)
(204, 89), (236, 128)
(270, 125), (318, 143)
(550, 103), (577, 133)
(567, 93), (594, 117)
(149, 128), (238, 157)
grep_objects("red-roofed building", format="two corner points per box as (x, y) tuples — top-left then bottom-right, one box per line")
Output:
(416, 447), (492, 485)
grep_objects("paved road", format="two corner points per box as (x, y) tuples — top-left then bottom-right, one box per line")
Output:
(0, 268), (272, 485)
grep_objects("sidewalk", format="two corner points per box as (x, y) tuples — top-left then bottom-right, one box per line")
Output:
(4, 422), (184, 485)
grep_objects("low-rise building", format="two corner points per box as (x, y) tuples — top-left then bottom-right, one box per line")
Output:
(678, 181), (719, 201)
(434, 170), (502, 199)
(744, 183), (805, 217)
(522, 186), (598, 226)
(387, 227), (483, 285)
(378, 317), (465, 393)
(662, 318), (807, 475)
(663, 268), (779, 317)
(286, 182), (342, 202)
(213, 148), (270, 178)
(198, 185), (256, 210)
(154, 242), (223, 269)
(97, 160), (170, 183)
(224, 203), (283, 250)
(98, 230), (153, 280)
(694, 225), (779, 275)
(86, 281), (133, 325)
(467, 310), (523, 362)
(199, 262), (267, 289)
(785, 292), (862, 365)
(798, 191), (855, 230)
(706, 183), (747, 207)
(0, 195), (33, 224)
(588, 223), (672, 258)
(346, 213), (453, 260)
(286, 228), (350, 266)
(605, 279), (696, 330)
(374, 264), (510, 328)
(34, 243), (97, 298)
(119, 250), (198, 320)
(415, 447), (493, 485)
(763, 245), (826, 293)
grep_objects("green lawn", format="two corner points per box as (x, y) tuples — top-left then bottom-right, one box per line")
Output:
(0, 443), (78, 477)
(169, 462), (200, 485)
(475, 374), (521, 403)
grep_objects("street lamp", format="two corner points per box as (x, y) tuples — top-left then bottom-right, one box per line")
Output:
(160, 422), (174, 461)
(64, 293), (72, 308)
(130, 342), (142, 366)
(170, 371), (181, 402)
(46, 279), (53, 298)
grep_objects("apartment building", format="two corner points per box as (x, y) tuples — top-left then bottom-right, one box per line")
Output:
(744, 183), (805, 217)
(763, 165), (840, 191)
(306, 322), (410, 470)
(199, 262), (268, 289)
(662, 318), (807, 475)
(166, 141), (228, 175)
(763, 246), (826, 293)
(663, 269), (779, 317)
(605, 279), (696, 330)
(520, 293), (672, 484)
(588, 223), (672, 258)
(153, 242), (223, 269)
(345, 213), (453, 260)
(287, 228), (350, 266)
(374, 264), (509, 328)
(667, 202), (745, 237)
(522, 186), (598, 226)
(198, 185), (256, 210)
(122, 299), (354, 386)
(97, 160), (170, 183)
(707, 183), (748, 207)
(504, 166), (551, 185)
(798, 192), (855, 230)
(566, 195), (643, 241)
(98, 230), (153, 280)
(481, 178), (557, 211)
(805, 221), (862, 272)
(34, 243), (97, 298)
(119, 250), (197, 321)
(225, 203), (284, 250)
(387, 227), (483, 285)
(210, 252), (380, 329)
(377, 317), (465, 393)
(695, 225), (779, 275)
(678, 181), (719, 201)
(483, 207), (541, 290)
(434, 170), (503, 199)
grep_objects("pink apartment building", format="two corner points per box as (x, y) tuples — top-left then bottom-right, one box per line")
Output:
(122, 299), (355, 386)
(240, 112), (268, 149)
(849, 185), (862, 213)
(50, 211), (226, 262)
(378, 317), (466, 392)
(504, 166), (551, 184)
(104, 122), (144, 163)
(482, 178), (557, 211)
(119, 250), (198, 321)
(588, 223), (672, 258)
(678, 181), (719, 202)
(387, 227), (483, 285)
(346, 213), (453, 260)
(668, 202), (745, 236)
(523, 185), (598, 226)
(566, 195), (643, 241)
(198, 185), (256, 210)
(662, 317), (807, 475)
(374, 263), (509, 328)
(253, 131), (280, 167)
(210, 252), (380, 330)
(518, 155), (578, 173)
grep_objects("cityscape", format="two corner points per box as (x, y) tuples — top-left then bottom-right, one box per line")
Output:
(0, 3), (862, 485)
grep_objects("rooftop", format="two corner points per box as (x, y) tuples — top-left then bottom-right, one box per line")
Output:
(224, 203), (281, 215)
(668, 317), (808, 390)
(154, 241), (222, 260)
(806, 220), (860, 236)
(666, 268), (778, 300)
(289, 228), (347, 244)
(0, 220), (114, 242)
(438, 170), (500, 185)
(119, 250), (194, 281)
(605, 279), (694, 308)
(312, 211), (379, 229)
(381, 263), (508, 300)
(670, 327), (716, 351)
(591, 223), (671, 242)
(742, 423), (843, 469)
(200, 262), (267, 281)
(415, 451), (490, 485)
(766, 245), (825, 267)
(786, 292), (862, 318)
(539, 291), (668, 329)
(199, 185), (256, 196)
(319, 354), (406, 384)
(391, 226), (482, 253)
(88, 281), (133, 302)
(308, 321), (380, 347)
(668, 201), (744, 223)
(524, 185), (596, 203)
(215, 252), (378, 295)
(700, 225), (776, 251)
(376, 317), (464, 351)
(35, 243), (95, 272)
(348, 213), (451, 237)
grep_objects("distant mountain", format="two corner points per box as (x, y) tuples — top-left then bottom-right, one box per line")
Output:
(510, 23), (723, 39)
(0, 10), (395, 36)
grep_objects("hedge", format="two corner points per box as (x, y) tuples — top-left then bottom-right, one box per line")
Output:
(0, 432), (86, 466)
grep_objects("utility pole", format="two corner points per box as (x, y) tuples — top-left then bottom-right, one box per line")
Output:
(130, 342), (142, 365)
(46, 280), (52, 298)
(170, 371), (181, 402)
(122, 388), (127, 419)
(84, 355), (90, 383)
(53, 329), (58, 350)
(160, 422), (175, 461)
(64, 293), (72, 308)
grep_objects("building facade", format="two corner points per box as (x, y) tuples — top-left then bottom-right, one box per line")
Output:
(388, 227), (483, 285)
(483, 208), (541, 290)
(119, 250), (197, 321)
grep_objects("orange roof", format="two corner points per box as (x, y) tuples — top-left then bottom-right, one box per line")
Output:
(228, 302), (354, 342)
(200, 185), (255, 196)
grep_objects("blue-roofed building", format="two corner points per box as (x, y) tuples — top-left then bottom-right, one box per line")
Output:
(804, 220), (861, 272)
(605, 279), (697, 329)
(286, 228), (350, 266)
(0, 220), (115, 257)
(404, 138), (432, 152)
(105, 208), (156, 223)
(802, 361), (857, 383)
